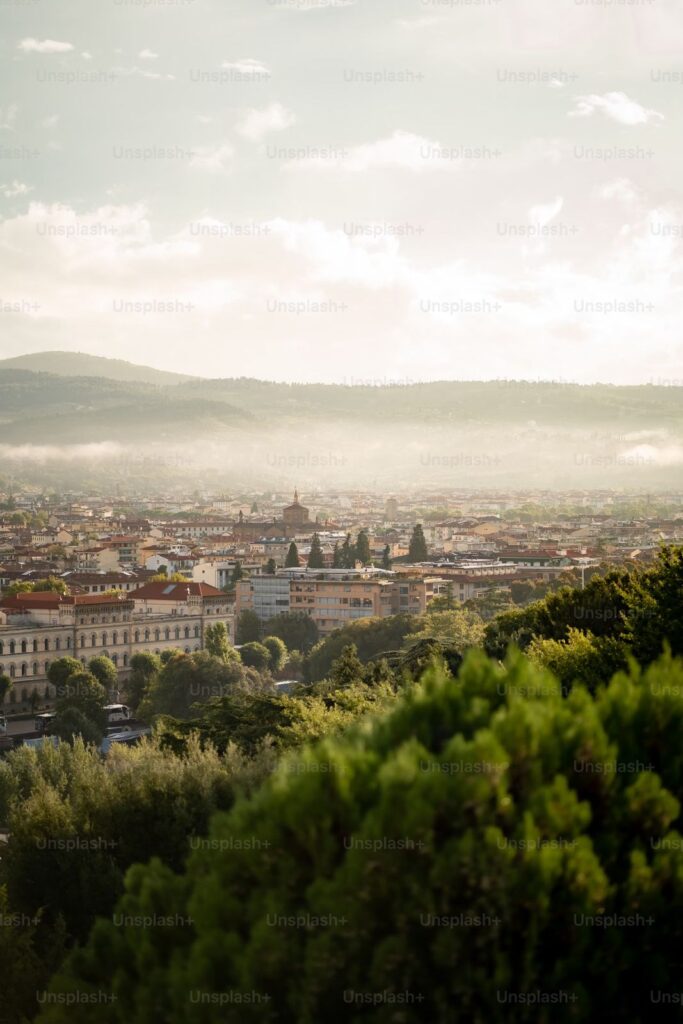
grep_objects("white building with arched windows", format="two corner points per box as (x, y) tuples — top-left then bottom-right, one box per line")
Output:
(0, 583), (234, 708)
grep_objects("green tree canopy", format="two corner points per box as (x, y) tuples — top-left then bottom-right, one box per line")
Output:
(39, 650), (683, 1023)
(285, 542), (299, 568)
(408, 523), (428, 561)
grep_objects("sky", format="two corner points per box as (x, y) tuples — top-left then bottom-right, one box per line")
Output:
(1, 0), (683, 384)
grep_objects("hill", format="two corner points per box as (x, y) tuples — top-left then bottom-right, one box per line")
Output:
(0, 351), (196, 386)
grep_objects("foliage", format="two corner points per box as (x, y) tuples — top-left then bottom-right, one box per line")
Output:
(52, 672), (108, 744)
(307, 532), (324, 569)
(262, 635), (288, 673)
(204, 622), (237, 664)
(87, 655), (118, 692)
(408, 523), (428, 561)
(39, 650), (683, 1023)
(140, 652), (247, 721)
(235, 609), (261, 645)
(266, 612), (319, 654)
(285, 542), (299, 568)
(404, 608), (485, 652)
(305, 613), (417, 682)
(239, 642), (271, 672)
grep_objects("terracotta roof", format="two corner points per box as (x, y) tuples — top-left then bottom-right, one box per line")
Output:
(0, 592), (132, 611)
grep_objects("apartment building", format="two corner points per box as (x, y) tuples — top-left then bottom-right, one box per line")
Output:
(236, 569), (446, 638)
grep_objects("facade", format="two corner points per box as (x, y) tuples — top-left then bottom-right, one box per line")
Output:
(0, 583), (234, 707)
(236, 569), (446, 638)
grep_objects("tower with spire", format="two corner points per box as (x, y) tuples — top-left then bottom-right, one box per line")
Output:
(282, 488), (310, 528)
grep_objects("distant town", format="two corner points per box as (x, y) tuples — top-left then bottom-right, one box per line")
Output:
(1, 484), (681, 711)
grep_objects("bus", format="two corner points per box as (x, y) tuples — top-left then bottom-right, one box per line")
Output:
(104, 704), (131, 724)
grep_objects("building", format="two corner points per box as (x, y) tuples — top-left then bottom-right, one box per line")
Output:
(236, 568), (446, 638)
(0, 583), (234, 708)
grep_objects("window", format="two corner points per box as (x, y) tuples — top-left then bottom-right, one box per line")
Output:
(9, 641), (15, 655)
(32, 662), (38, 676)
(44, 638), (50, 651)
(80, 635), (85, 648)
(55, 638), (61, 651)
(33, 639), (38, 653)
(91, 634), (97, 647)
(21, 663), (27, 677)
(21, 640), (27, 654)
(134, 630), (140, 643)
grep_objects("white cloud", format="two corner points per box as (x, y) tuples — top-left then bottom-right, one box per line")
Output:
(236, 103), (295, 141)
(569, 92), (664, 126)
(601, 179), (639, 204)
(0, 181), (33, 198)
(81, 51), (93, 61)
(42, 115), (60, 129)
(221, 58), (270, 76)
(139, 49), (159, 59)
(18, 38), (74, 54)
(189, 143), (234, 172)
(528, 196), (563, 226)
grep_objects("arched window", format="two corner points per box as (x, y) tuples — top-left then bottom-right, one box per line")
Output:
(9, 641), (15, 655)
(184, 647), (190, 654)
(80, 635), (85, 648)
(91, 634), (97, 647)
(0, 641), (3, 655)
(174, 627), (180, 640)
(134, 630), (140, 643)
(154, 628), (160, 641)
(55, 637), (61, 651)
(32, 662), (38, 676)
(44, 638), (50, 652)
(123, 631), (128, 644)
(21, 663), (27, 677)
(144, 629), (150, 642)
(112, 653), (118, 666)
(165, 628), (170, 640)
(112, 631), (118, 646)
(45, 660), (50, 674)
(9, 665), (15, 678)
(66, 636), (71, 649)
(33, 639), (38, 653)
(194, 625), (200, 638)
(21, 640), (27, 654)
(123, 653), (128, 667)
(184, 626), (190, 639)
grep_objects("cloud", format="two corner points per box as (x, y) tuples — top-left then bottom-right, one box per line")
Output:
(221, 58), (270, 76)
(189, 143), (234, 172)
(569, 92), (664, 126)
(290, 131), (453, 173)
(18, 38), (74, 54)
(42, 115), (60, 129)
(236, 103), (295, 141)
(600, 179), (639, 204)
(139, 49), (159, 59)
(0, 105), (18, 132)
(0, 181), (33, 198)
(528, 197), (563, 226)
(81, 51), (93, 61)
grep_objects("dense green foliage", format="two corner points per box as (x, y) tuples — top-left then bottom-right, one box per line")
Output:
(37, 650), (683, 1023)
(305, 614), (417, 682)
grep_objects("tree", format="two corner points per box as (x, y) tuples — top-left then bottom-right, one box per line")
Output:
(142, 652), (245, 720)
(239, 642), (271, 672)
(262, 636), (287, 673)
(328, 643), (365, 687)
(47, 658), (85, 700)
(42, 650), (683, 1023)
(404, 608), (485, 653)
(307, 533), (324, 569)
(265, 558), (277, 575)
(266, 612), (319, 653)
(235, 609), (261, 645)
(88, 656), (118, 693)
(381, 545), (392, 570)
(354, 529), (371, 565)
(204, 622), (237, 664)
(332, 542), (342, 569)
(231, 561), (243, 586)
(340, 533), (354, 568)
(0, 673), (12, 707)
(53, 671), (108, 744)
(408, 523), (428, 561)
(5, 577), (68, 597)
(285, 542), (299, 568)
(305, 613), (417, 682)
